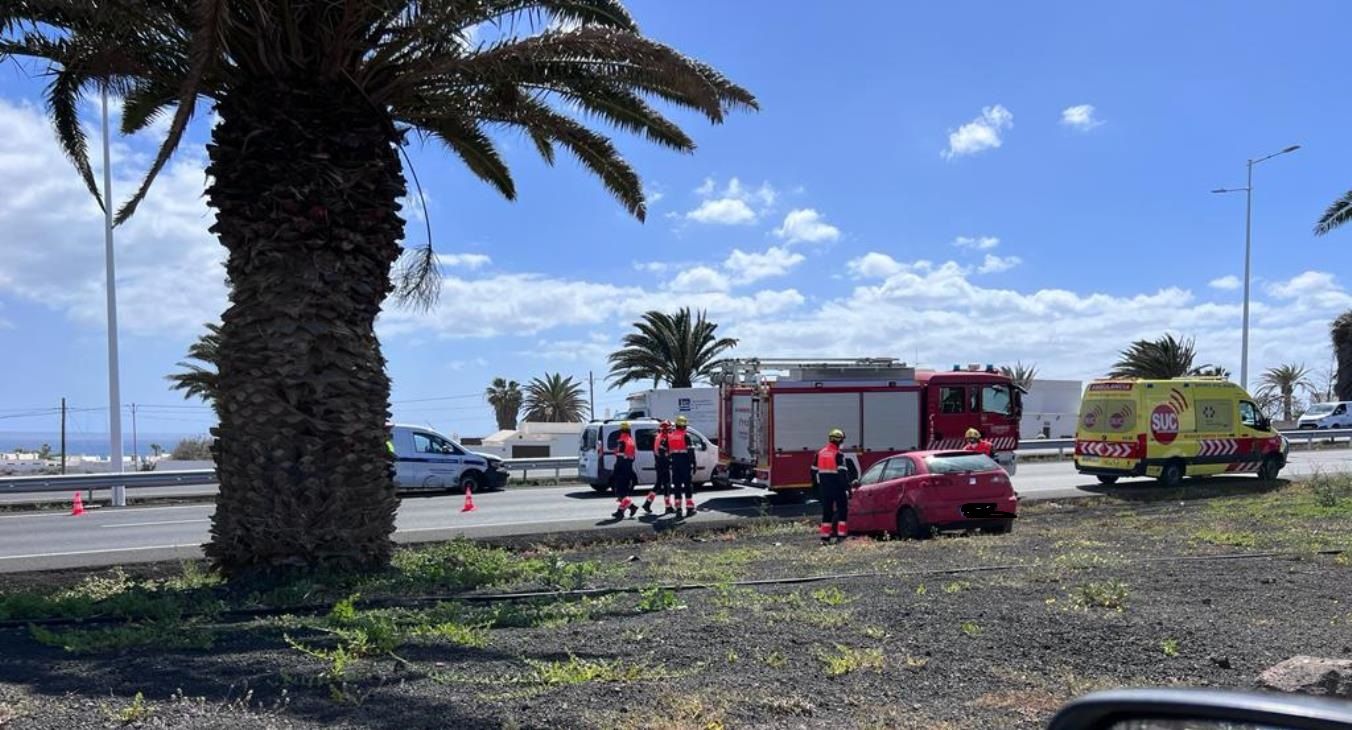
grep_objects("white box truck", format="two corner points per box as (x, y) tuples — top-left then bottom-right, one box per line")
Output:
(625, 387), (720, 442)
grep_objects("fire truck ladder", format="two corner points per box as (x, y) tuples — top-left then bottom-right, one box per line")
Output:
(716, 357), (910, 385)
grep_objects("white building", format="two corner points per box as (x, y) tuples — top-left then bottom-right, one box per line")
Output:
(1021, 379), (1083, 439)
(470, 421), (586, 459)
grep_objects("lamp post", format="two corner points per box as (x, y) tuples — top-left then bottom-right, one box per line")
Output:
(1211, 144), (1300, 391)
(100, 86), (125, 507)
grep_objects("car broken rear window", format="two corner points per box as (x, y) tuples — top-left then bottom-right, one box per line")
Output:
(924, 454), (997, 474)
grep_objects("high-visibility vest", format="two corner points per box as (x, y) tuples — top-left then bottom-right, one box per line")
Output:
(815, 444), (841, 474)
(386, 440), (395, 455)
(617, 433), (636, 460)
(667, 428), (689, 452)
(653, 432), (668, 455)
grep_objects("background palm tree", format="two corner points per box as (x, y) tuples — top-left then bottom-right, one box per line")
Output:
(1258, 363), (1312, 422)
(1332, 312), (1352, 401)
(523, 374), (587, 422)
(1315, 191), (1352, 236)
(999, 361), (1038, 391)
(1108, 334), (1219, 379)
(608, 308), (738, 388)
(2, 2), (754, 575)
(485, 378), (523, 431)
(166, 323), (222, 413)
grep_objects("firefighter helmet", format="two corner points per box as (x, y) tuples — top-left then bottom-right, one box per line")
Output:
(619, 421), (631, 432)
(965, 427), (982, 440)
(828, 428), (845, 444)
(675, 415), (688, 427)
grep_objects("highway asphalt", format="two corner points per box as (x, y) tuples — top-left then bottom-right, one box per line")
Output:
(2, 449), (1351, 573)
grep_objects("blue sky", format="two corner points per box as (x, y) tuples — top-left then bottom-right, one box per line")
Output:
(2, 0), (1351, 440)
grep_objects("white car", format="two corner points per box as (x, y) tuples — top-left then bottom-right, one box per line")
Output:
(388, 423), (508, 492)
(1296, 401), (1352, 430)
(578, 419), (719, 493)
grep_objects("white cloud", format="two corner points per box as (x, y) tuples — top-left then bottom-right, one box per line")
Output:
(773, 208), (841, 244)
(686, 198), (756, 225)
(1266, 271), (1337, 300)
(0, 98), (225, 338)
(954, 235), (1000, 250)
(977, 254), (1022, 274)
(683, 176), (777, 225)
(435, 253), (491, 270)
(723, 246), (805, 284)
(1209, 275), (1241, 291)
(1060, 104), (1104, 131)
(942, 104), (1013, 159)
(847, 253), (929, 280)
(666, 266), (731, 293)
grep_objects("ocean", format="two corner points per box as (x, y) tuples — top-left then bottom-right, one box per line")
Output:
(0, 431), (205, 458)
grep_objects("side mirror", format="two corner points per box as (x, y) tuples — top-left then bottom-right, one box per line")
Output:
(1045, 688), (1352, 730)
(1259, 417), (1272, 431)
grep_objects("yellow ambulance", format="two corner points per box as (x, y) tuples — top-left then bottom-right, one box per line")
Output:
(1074, 377), (1289, 486)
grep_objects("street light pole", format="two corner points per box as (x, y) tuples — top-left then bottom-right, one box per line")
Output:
(1211, 144), (1300, 392)
(100, 86), (126, 507)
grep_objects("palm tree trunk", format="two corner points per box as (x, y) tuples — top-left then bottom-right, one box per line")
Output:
(1334, 312), (1352, 401)
(1282, 388), (1293, 422)
(203, 83), (404, 576)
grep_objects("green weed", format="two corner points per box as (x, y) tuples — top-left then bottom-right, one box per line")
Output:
(1161, 638), (1179, 657)
(1071, 580), (1130, 612)
(637, 586), (682, 613)
(31, 621), (215, 654)
(817, 644), (884, 677)
(960, 621), (983, 638)
(811, 586), (853, 606)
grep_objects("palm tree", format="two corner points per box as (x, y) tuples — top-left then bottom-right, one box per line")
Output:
(1258, 363), (1312, 422)
(1108, 334), (1219, 379)
(485, 378), (523, 431)
(608, 308), (738, 388)
(1315, 191), (1352, 236)
(2, 3), (755, 575)
(523, 373), (587, 422)
(999, 361), (1037, 391)
(1333, 312), (1352, 401)
(150, 443), (164, 459)
(166, 323), (222, 412)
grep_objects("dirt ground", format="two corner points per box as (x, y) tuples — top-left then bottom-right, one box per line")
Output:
(1, 477), (1350, 729)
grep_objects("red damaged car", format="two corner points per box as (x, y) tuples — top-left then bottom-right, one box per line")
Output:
(846, 450), (1017, 538)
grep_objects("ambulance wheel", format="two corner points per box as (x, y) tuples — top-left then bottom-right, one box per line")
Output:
(589, 482), (610, 494)
(1096, 475), (1119, 485)
(1157, 461), (1184, 488)
(896, 508), (927, 540)
(1258, 456), (1282, 482)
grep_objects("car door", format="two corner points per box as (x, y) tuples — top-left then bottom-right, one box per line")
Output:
(631, 426), (657, 485)
(689, 430), (715, 483)
(412, 431), (463, 489)
(848, 458), (891, 531)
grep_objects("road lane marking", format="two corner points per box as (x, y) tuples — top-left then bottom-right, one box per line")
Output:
(102, 519), (209, 529)
(0, 544), (200, 561)
(0, 504), (213, 520)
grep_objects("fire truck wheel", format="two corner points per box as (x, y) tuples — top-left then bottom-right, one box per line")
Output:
(1096, 475), (1119, 485)
(589, 482), (610, 494)
(896, 508), (927, 540)
(1157, 460), (1184, 488)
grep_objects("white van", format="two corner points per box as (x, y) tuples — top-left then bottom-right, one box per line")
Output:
(388, 423), (508, 492)
(1296, 401), (1352, 430)
(577, 419), (719, 493)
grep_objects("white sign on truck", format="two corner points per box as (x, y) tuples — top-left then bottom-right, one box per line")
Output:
(626, 387), (720, 440)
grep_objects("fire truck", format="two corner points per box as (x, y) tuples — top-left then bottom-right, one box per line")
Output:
(713, 358), (1022, 493)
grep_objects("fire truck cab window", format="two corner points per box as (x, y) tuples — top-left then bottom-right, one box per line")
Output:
(940, 387), (966, 414)
(981, 385), (1012, 415)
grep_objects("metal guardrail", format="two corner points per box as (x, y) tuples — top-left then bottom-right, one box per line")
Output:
(4, 429), (1349, 496)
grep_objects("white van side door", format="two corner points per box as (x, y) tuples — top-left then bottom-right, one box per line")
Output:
(689, 429), (716, 483)
(631, 426), (657, 486)
(410, 430), (465, 489)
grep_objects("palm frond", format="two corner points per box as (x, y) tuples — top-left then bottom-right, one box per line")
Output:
(45, 68), (104, 209)
(418, 116), (516, 199)
(1315, 190), (1352, 236)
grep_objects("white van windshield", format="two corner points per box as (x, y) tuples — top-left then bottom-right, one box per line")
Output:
(1306, 403), (1335, 416)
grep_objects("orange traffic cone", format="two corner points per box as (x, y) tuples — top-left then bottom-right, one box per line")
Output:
(70, 491), (86, 517)
(461, 485), (476, 513)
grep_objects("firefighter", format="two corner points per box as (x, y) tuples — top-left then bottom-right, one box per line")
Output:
(668, 415), (697, 517)
(810, 428), (859, 545)
(643, 420), (674, 515)
(964, 427), (994, 457)
(609, 421), (639, 520)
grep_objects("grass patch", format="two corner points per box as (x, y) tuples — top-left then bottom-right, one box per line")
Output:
(817, 644), (884, 677)
(108, 692), (151, 725)
(31, 620), (216, 654)
(1070, 580), (1130, 612)
(1053, 551), (1123, 571)
(960, 621), (983, 638)
(644, 546), (766, 584)
(1191, 528), (1259, 548)
(637, 586), (682, 613)
(1161, 638), (1180, 657)
(942, 580), (971, 594)
(810, 586), (853, 606)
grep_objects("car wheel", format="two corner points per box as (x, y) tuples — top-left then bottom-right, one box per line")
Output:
(1096, 475), (1119, 485)
(589, 482), (611, 494)
(896, 508), (926, 540)
(1257, 456), (1282, 482)
(982, 518), (1013, 535)
(459, 472), (483, 495)
(1157, 461), (1184, 488)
